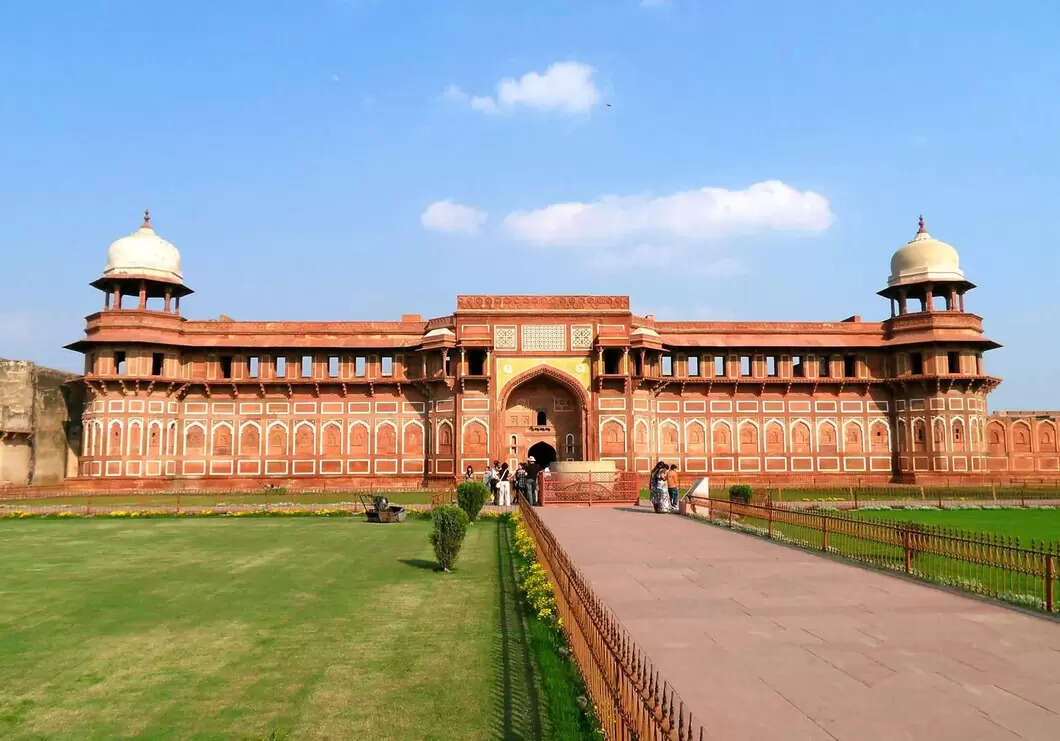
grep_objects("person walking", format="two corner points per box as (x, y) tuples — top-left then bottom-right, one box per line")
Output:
(650, 461), (670, 513)
(514, 463), (527, 504)
(496, 462), (512, 506)
(482, 461), (496, 493)
(667, 463), (680, 510)
(524, 456), (540, 506)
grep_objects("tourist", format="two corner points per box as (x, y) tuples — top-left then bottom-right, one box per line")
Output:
(667, 464), (680, 510)
(650, 461), (671, 513)
(464, 464), (474, 482)
(514, 463), (527, 503)
(524, 456), (539, 506)
(496, 462), (512, 506)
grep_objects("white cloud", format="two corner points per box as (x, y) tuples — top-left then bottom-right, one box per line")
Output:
(503, 180), (833, 246)
(446, 61), (601, 115)
(420, 200), (487, 236)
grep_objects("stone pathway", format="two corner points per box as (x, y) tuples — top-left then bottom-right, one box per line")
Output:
(538, 505), (1060, 740)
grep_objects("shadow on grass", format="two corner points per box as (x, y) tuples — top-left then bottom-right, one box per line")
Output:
(491, 521), (547, 740)
(398, 558), (439, 571)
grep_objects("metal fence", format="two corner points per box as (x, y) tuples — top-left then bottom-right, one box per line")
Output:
(518, 498), (704, 740)
(688, 496), (1060, 613)
(539, 470), (639, 506)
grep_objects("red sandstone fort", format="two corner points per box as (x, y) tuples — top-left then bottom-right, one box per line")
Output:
(4, 212), (1058, 490)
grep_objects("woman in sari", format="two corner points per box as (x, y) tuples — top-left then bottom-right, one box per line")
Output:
(650, 461), (671, 513)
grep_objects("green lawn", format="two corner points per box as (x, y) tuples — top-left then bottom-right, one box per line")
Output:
(853, 507), (1060, 544)
(0, 490), (437, 509)
(0, 516), (580, 740)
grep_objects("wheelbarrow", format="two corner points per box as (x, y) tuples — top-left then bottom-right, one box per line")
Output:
(359, 494), (407, 523)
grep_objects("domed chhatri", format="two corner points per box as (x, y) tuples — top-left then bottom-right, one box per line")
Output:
(103, 209), (184, 285)
(886, 216), (965, 288)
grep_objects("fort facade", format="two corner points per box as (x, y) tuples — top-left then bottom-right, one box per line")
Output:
(57, 213), (1060, 490)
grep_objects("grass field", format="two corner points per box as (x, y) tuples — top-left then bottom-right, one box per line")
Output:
(0, 516), (586, 740)
(853, 507), (1060, 544)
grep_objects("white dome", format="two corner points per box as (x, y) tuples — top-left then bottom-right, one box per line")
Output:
(103, 211), (183, 284)
(887, 217), (965, 287)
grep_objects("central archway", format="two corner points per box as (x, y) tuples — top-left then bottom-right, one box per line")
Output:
(527, 441), (558, 468)
(500, 365), (588, 466)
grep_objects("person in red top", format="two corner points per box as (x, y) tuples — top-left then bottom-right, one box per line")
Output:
(666, 464), (680, 510)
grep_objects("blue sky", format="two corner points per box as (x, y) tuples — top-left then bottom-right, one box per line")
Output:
(1, 0), (1057, 408)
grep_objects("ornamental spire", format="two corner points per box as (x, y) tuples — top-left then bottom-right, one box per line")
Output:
(917, 214), (926, 234)
(142, 208), (151, 228)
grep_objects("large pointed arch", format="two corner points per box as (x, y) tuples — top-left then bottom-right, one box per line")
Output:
(499, 364), (590, 412)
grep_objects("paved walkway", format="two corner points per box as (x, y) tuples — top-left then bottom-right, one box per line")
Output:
(538, 506), (1060, 740)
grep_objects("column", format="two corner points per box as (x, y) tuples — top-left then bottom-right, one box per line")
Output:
(898, 289), (907, 315)
(923, 284), (934, 312)
(164, 288), (172, 313)
(623, 347), (629, 374)
(115, 286), (123, 310)
(138, 280), (147, 310)
(175, 296), (180, 315)
(958, 292), (966, 312)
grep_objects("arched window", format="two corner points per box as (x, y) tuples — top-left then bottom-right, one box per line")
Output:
(565, 433), (575, 459)
(791, 421), (811, 454)
(267, 425), (287, 457)
(818, 423), (837, 454)
(240, 424), (260, 456)
(213, 425), (232, 456)
(323, 424), (342, 457)
(185, 425), (204, 456)
(437, 423), (453, 456)
(712, 424), (731, 454)
(536, 409), (547, 426)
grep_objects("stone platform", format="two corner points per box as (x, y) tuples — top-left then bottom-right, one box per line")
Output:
(538, 506), (1060, 740)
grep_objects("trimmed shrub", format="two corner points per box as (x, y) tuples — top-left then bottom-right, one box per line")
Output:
(456, 481), (490, 522)
(430, 505), (469, 571)
(729, 484), (752, 504)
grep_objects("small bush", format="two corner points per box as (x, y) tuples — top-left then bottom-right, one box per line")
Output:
(729, 484), (752, 504)
(456, 481), (490, 522)
(430, 505), (469, 571)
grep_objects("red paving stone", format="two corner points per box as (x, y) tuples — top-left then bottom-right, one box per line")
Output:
(538, 506), (1060, 740)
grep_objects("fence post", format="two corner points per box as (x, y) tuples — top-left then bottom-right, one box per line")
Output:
(821, 514), (829, 552)
(1021, 485), (1027, 508)
(727, 499), (733, 528)
(768, 502), (774, 539)
(902, 528), (912, 574)
(1046, 554), (1055, 613)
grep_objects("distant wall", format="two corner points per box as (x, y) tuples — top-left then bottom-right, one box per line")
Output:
(0, 359), (81, 486)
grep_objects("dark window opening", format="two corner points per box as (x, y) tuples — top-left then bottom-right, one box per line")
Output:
(220, 355), (233, 379)
(301, 355), (313, 378)
(843, 354), (856, 378)
(766, 356), (778, 377)
(603, 348), (622, 374)
(443, 354), (451, 376)
(468, 350), (485, 376)
(381, 356), (393, 377)
(248, 356), (259, 378)
(114, 351), (127, 375)
(151, 352), (164, 376)
(634, 353), (643, 376)
(536, 409), (547, 426)
(688, 355), (699, 377)
(910, 352), (924, 375)
(276, 356), (287, 378)
(355, 356), (366, 377)
(947, 351), (960, 374)
(714, 355), (725, 377)
(740, 355), (751, 377)
(661, 355), (673, 376)
(792, 355), (804, 377)
(818, 356), (831, 377)
(328, 355), (339, 378)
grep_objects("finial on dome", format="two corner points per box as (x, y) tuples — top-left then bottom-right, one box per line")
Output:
(917, 214), (926, 234)
(143, 208), (151, 228)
